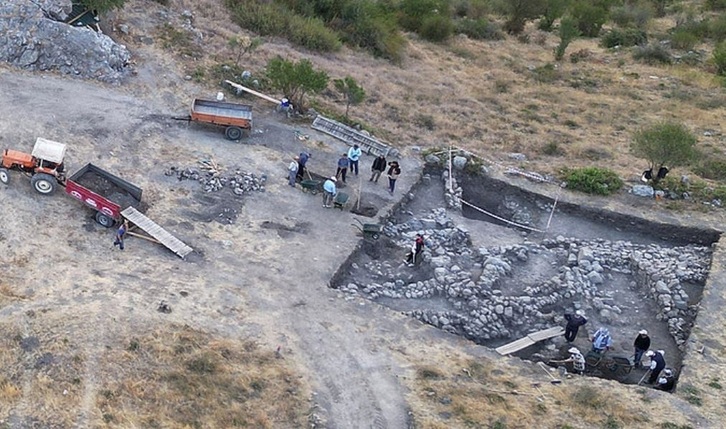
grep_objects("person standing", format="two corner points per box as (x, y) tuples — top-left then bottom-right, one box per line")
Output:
(336, 153), (349, 183)
(633, 330), (651, 368)
(322, 176), (337, 208)
(113, 220), (129, 250)
(591, 327), (612, 353)
(347, 144), (362, 176)
(369, 154), (387, 183)
(387, 161), (401, 195)
(405, 234), (425, 266)
(646, 350), (666, 384)
(288, 156), (299, 187)
(297, 151), (310, 181)
(563, 310), (587, 343)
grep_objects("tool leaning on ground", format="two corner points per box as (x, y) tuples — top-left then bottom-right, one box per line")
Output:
(538, 362), (563, 385)
(637, 369), (651, 386)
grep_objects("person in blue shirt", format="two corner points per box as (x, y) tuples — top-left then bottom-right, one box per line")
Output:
(347, 144), (362, 176)
(322, 176), (337, 208)
(591, 327), (613, 353)
(336, 153), (349, 183)
(113, 220), (129, 250)
(296, 151), (310, 181)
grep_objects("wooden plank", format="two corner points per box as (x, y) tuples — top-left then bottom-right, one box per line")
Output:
(496, 337), (535, 355)
(528, 327), (565, 342)
(121, 207), (193, 258)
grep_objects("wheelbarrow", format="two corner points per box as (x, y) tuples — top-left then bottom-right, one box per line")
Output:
(333, 192), (349, 210)
(352, 218), (382, 239)
(300, 179), (321, 195)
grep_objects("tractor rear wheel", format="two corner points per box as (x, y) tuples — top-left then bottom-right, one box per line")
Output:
(0, 168), (9, 185)
(95, 212), (115, 228)
(225, 126), (243, 140)
(31, 173), (57, 195)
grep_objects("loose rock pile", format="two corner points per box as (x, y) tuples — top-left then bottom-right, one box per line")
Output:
(166, 165), (266, 195)
(338, 209), (712, 350)
(0, 0), (130, 83)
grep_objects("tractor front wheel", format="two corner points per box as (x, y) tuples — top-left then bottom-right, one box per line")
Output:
(31, 173), (57, 195)
(0, 168), (9, 185)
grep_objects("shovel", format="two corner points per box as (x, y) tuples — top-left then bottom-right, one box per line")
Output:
(637, 369), (651, 386)
(538, 362), (562, 385)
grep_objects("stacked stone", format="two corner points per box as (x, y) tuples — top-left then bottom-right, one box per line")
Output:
(167, 167), (266, 195)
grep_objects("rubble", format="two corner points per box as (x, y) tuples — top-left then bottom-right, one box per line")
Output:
(165, 163), (266, 195)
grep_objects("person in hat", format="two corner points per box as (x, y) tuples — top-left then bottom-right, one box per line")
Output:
(646, 350), (666, 384)
(288, 156), (299, 187)
(563, 310), (588, 343)
(296, 151), (311, 181)
(551, 347), (586, 375)
(591, 327), (612, 353)
(322, 176), (337, 208)
(633, 329), (651, 368)
(655, 368), (675, 392)
(347, 144), (362, 176)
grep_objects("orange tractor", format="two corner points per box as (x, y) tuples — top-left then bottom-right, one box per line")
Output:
(0, 137), (66, 195)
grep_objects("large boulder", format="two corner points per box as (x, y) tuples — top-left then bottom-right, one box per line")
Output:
(0, 0), (130, 83)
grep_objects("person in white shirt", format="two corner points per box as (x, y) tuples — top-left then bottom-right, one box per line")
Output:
(347, 144), (362, 176)
(288, 156), (299, 187)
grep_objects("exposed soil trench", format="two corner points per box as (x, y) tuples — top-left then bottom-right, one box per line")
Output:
(333, 168), (717, 386)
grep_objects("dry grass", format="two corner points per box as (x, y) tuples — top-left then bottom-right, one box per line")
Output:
(93, 325), (309, 428)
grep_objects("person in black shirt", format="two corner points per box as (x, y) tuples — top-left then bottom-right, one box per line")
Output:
(633, 330), (651, 368)
(563, 310), (587, 343)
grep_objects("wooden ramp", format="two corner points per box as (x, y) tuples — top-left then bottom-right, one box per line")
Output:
(312, 115), (392, 157)
(121, 207), (193, 259)
(495, 327), (565, 356)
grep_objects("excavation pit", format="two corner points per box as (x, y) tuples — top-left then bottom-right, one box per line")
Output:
(332, 168), (718, 386)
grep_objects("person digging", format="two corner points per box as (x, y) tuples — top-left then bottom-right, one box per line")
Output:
(645, 350), (666, 385)
(550, 346), (586, 376)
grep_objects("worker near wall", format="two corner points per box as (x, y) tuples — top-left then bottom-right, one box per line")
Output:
(646, 350), (666, 384)
(322, 176), (337, 208)
(336, 154), (349, 184)
(347, 144), (362, 176)
(633, 330), (651, 368)
(369, 154), (387, 183)
(296, 151), (310, 181)
(563, 310), (587, 343)
(551, 347), (586, 375)
(655, 368), (675, 391)
(405, 234), (425, 267)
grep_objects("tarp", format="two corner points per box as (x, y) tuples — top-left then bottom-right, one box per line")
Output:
(32, 137), (67, 164)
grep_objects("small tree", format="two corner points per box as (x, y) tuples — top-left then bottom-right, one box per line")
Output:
(80, 0), (127, 14)
(631, 122), (697, 184)
(554, 16), (580, 61)
(228, 36), (262, 67)
(570, 0), (611, 38)
(265, 57), (329, 112)
(501, 0), (546, 34)
(333, 76), (366, 118)
(539, 0), (571, 32)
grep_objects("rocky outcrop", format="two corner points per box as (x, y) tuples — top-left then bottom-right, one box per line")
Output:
(0, 0), (130, 83)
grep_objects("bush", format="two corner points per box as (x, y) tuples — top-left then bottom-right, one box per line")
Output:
(419, 14), (455, 42)
(706, 0), (726, 11)
(563, 167), (623, 195)
(600, 28), (647, 48)
(570, 0), (610, 38)
(709, 15), (726, 42)
(399, 0), (449, 32)
(693, 157), (726, 180)
(455, 18), (505, 40)
(633, 44), (672, 64)
(670, 30), (699, 50)
(532, 63), (560, 83)
(713, 42), (726, 75)
(610, 2), (654, 29)
(286, 16), (342, 51)
(338, 1), (406, 62)
(554, 16), (580, 61)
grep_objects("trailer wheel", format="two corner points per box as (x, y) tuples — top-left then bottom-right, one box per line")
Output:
(95, 212), (115, 228)
(225, 126), (243, 140)
(31, 173), (57, 195)
(0, 168), (9, 185)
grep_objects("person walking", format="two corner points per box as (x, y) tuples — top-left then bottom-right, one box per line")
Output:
(591, 327), (612, 353)
(386, 161), (401, 195)
(646, 350), (666, 384)
(551, 347), (586, 375)
(288, 156), (299, 187)
(113, 220), (129, 250)
(369, 154), (387, 183)
(347, 144), (362, 176)
(633, 330), (651, 368)
(336, 153), (349, 184)
(405, 234), (425, 266)
(296, 151), (310, 181)
(563, 310), (587, 343)
(322, 176), (337, 208)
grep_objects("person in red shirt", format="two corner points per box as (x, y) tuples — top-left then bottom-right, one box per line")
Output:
(405, 234), (425, 266)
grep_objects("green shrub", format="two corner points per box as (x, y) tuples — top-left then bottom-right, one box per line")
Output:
(286, 16), (342, 51)
(600, 28), (647, 48)
(338, 2), (406, 62)
(706, 0), (726, 11)
(670, 30), (699, 50)
(713, 42), (726, 75)
(538, 0), (571, 32)
(455, 18), (505, 40)
(570, 0), (610, 38)
(709, 15), (726, 42)
(633, 44), (672, 64)
(399, 0), (449, 32)
(554, 16), (580, 61)
(563, 167), (623, 195)
(420, 14), (455, 42)
(532, 63), (560, 83)
(693, 157), (726, 180)
(610, 2), (654, 29)
(227, 1), (289, 37)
